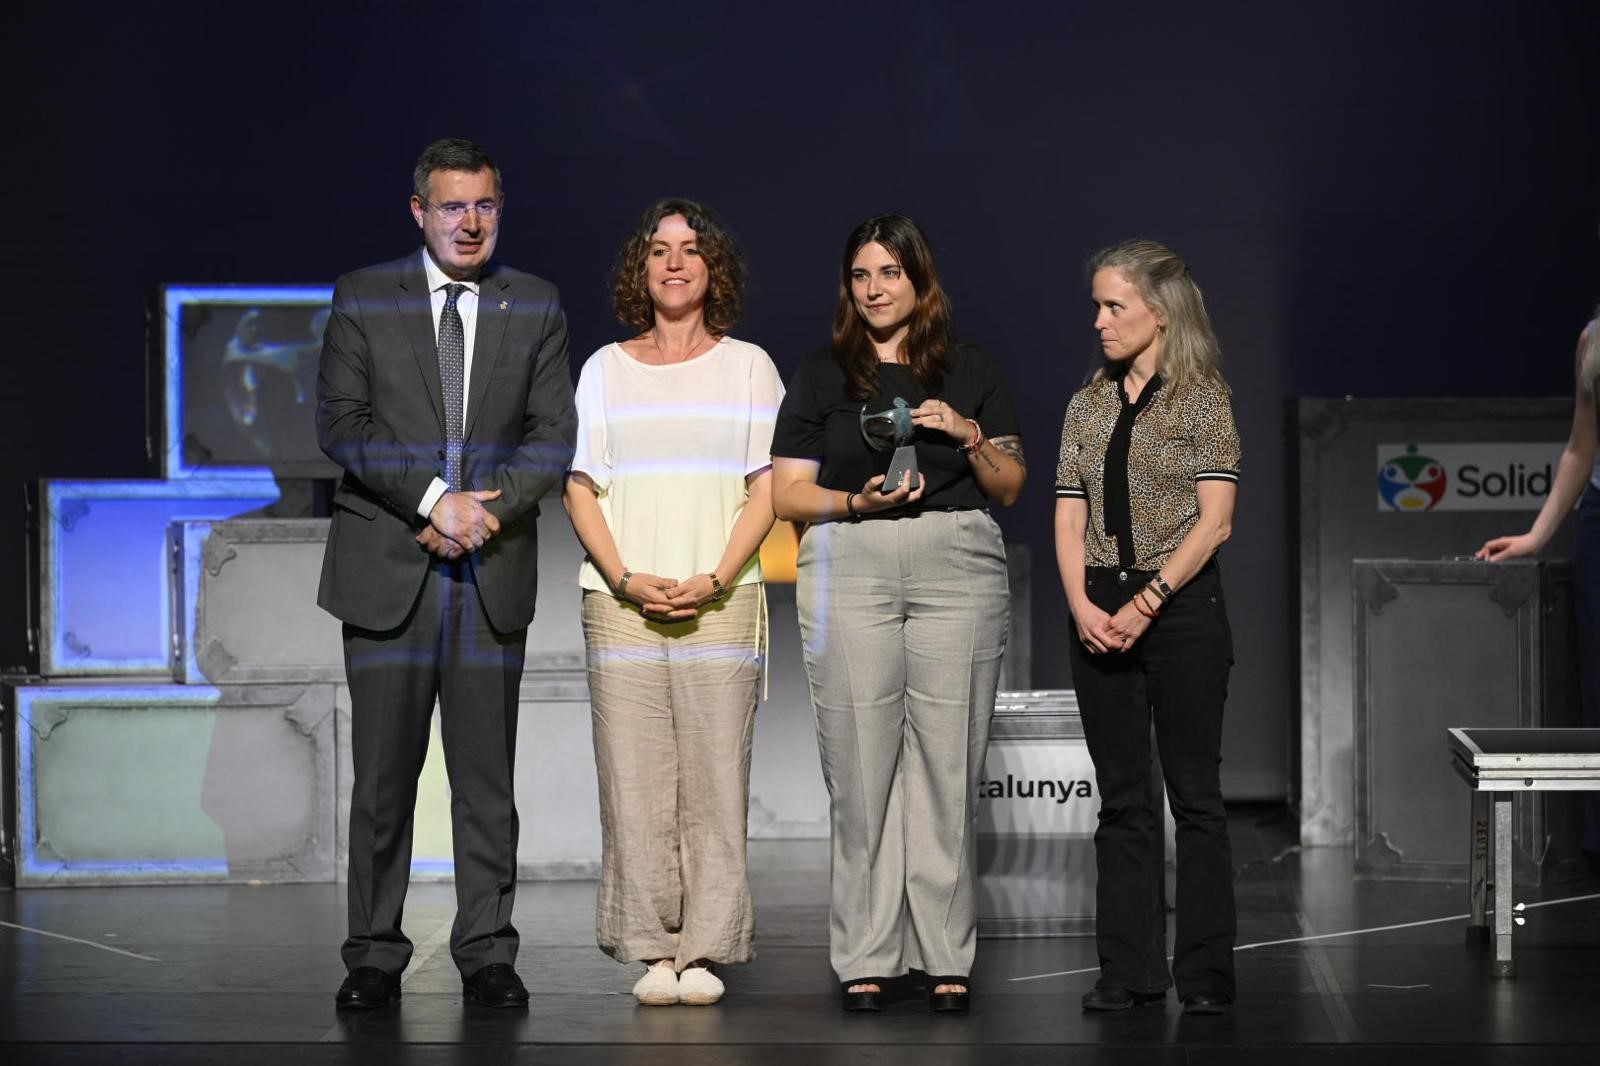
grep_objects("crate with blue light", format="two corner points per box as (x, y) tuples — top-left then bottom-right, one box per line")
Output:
(150, 284), (338, 481)
(1353, 558), (1586, 884)
(5, 680), (336, 886)
(0, 684), (15, 886)
(977, 690), (1175, 937)
(28, 479), (283, 677)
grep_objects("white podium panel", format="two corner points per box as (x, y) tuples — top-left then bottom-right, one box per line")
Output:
(978, 690), (1176, 937)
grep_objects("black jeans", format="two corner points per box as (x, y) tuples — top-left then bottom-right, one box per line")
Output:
(1067, 562), (1236, 1000)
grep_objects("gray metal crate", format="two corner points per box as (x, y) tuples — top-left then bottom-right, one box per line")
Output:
(1297, 399), (1571, 846)
(1353, 559), (1585, 883)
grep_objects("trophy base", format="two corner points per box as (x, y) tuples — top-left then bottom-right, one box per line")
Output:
(884, 445), (919, 493)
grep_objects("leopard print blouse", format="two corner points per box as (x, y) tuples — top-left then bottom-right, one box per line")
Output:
(1055, 375), (1240, 569)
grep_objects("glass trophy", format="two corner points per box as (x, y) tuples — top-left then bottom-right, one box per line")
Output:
(860, 397), (918, 492)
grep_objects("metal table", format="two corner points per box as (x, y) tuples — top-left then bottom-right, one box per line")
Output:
(1449, 727), (1600, 976)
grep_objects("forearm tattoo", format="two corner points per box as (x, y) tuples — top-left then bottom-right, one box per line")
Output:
(990, 435), (1026, 474)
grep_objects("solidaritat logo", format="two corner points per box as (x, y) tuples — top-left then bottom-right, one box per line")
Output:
(1377, 445), (1447, 512)
(1376, 442), (1558, 512)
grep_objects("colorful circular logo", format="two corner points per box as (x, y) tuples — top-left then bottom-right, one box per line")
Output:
(1377, 445), (1447, 511)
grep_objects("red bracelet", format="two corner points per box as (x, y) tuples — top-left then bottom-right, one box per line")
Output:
(959, 418), (984, 454)
(1132, 591), (1160, 619)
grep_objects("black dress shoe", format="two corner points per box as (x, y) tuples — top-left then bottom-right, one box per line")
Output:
(841, 979), (887, 1012)
(1081, 986), (1166, 1012)
(926, 975), (970, 1014)
(463, 963), (529, 1008)
(1181, 991), (1232, 1015)
(335, 966), (400, 1010)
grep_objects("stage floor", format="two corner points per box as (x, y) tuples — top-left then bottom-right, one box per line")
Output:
(2, 805), (1598, 1065)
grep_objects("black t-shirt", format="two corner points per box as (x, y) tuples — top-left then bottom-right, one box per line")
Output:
(772, 340), (1020, 510)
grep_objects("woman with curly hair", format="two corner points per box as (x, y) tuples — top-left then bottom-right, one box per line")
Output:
(771, 214), (1025, 1013)
(563, 198), (783, 1006)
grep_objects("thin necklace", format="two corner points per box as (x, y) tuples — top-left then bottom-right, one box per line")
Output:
(650, 327), (708, 364)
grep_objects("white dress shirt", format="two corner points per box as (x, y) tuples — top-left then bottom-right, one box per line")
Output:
(417, 249), (481, 518)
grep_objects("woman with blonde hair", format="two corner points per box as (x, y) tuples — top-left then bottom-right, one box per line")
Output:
(1055, 239), (1240, 1015)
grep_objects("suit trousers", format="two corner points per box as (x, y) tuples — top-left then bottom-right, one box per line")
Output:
(580, 585), (762, 969)
(1067, 561), (1236, 1000)
(796, 509), (1009, 983)
(341, 557), (526, 978)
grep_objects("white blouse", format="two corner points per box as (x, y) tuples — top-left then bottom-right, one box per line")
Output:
(570, 337), (784, 593)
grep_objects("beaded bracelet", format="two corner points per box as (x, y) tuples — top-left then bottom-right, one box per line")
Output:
(959, 418), (985, 454)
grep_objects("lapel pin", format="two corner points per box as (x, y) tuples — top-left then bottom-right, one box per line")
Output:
(499, 300), (509, 310)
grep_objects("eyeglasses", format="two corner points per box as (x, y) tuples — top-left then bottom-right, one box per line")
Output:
(421, 198), (502, 222)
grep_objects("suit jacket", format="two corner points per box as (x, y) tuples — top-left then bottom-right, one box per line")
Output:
(315, 250), (577, 633)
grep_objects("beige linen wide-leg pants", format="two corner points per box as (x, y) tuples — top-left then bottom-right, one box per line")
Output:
(581, 584), (762, 969)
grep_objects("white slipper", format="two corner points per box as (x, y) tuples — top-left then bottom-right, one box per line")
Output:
(677, 964), (724, 1006)
(632, 961), (679, 1006)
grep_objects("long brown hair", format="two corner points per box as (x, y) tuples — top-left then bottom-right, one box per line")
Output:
(610, 198), (746, 336)
(832, 214), (952, 400)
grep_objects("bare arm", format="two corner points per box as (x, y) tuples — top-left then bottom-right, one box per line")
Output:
(771, 456), (924, 523)
(908, 399), (1025, 505)
(1477, 323), (1598, 560)
(1055, 497), (1116, 653)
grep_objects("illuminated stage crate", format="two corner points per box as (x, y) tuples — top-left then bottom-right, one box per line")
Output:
(1353, 559), (1585, 884)
(30, 479), (281, 677)
(977, 690), (1175, 937)
(5, 681), (336, 886)
(151, 284), (338, 481)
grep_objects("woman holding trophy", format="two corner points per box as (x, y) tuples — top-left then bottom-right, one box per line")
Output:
(771, 214), (1025, 1013)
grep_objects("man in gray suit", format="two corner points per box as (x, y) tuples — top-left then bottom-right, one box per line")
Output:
(316, 138), (576, 1010)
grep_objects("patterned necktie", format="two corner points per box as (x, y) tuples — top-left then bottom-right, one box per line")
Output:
(438, 283), (466, 491)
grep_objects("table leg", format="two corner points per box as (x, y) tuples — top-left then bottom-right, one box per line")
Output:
(1492, 792), (1515, 978)
(1467, 789), (1488, 943)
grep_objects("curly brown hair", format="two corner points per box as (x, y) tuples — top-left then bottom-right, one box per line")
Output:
(832, 214), (952, 401)
(610, 198), (746, 336)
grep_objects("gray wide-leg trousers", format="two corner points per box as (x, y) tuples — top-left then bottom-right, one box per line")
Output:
(796, 509), (1009, 983)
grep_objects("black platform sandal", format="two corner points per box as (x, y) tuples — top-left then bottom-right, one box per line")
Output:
(841, 979), (887, 1012)
(927, 975), (970, 1013)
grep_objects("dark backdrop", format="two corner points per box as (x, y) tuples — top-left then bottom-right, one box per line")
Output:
(5, 1), (1597, 799)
